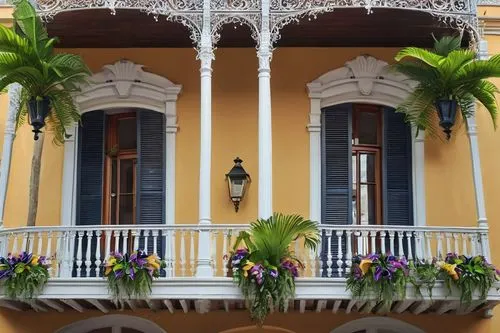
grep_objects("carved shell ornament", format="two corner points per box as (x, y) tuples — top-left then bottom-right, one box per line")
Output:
(345, 56), (388, 96)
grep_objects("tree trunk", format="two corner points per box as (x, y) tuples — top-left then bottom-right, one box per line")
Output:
(26, 133), (45, 227)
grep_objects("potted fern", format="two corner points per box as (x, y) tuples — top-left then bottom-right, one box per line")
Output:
(230, 213), (320, 324)
(0, 0), (91, 227)
(393, 35), (500, 139)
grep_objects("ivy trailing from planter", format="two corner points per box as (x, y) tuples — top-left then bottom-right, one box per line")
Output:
(104, 250), (164, 302)
(346, 253), (410, 310)
(230, 213), (320, 324)
(437, 253), (499, 305)
(0, 252), (50, 300)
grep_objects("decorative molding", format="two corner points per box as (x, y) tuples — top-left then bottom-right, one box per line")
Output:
(306, 55), (425, 226)
(61, 60), (182, 227)
(55, 314), (167, 333)
(479, 0), (500, 5)
(330, 317), (425, 333)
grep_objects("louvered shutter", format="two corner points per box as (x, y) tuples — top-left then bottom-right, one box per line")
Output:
(383, 107), (413, 255)
(321, 104), (352, 276)
(76, 111), (105, 277)
(137, 110), (165, 255)
(77, 111), (105, 225)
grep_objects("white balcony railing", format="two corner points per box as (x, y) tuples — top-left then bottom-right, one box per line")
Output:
(0, 224), (490, 280)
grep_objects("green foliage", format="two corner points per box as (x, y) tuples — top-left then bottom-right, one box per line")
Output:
(106, 268), (154, 301)
(393, 35), (500, 137)
(346, 254), (409, 311)
(409, 260), (442, 299)
(230, 213), (320, 324)
(0, 0), (91, 143)
(4, 264), (49, 300)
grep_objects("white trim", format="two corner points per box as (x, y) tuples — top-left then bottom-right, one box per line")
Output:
(306, 55), (425, 225)
(60, 60), (182, 227)
(0, 84), (20, 226)
(330, 317), (425, 333)
(55, 314), (166, 333)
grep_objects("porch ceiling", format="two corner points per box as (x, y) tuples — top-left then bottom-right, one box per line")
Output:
(48, 8), (466, 48)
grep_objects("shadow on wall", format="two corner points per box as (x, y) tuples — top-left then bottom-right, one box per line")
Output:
(219, 326), (296, 333)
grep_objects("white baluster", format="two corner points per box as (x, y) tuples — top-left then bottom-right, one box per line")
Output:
(355, 231), (362, 255)
(397, 231), (404, 257)
(336, 231), (343, 277)
(362, 231), (369, 255)
(326, 230), (333, 278)
(406, 232), (413, 260)
(380, 231), (386, 254)
(152, 230), (159, 255)
(144, 230), (150, 253)
(211, 230), (217, 272)
(105, 230), (112, 259)
(28, 233), (34, 253)
(67, 231), (77, 278)
(114, 230), (120, 252)
(171, 229), (177, 277)
(55, 231), (62, 278)
(445, 233), (452, 255)
(37, 232), (43, 255)
(370, 231), (376, 254)
(388, 231), (395, 255)
(309, 247), (316, 277)
(425, 232), (432, 261)
(12, 233), (18, 254)
(180, 230), (186, 276)
(345, 231), (353, 274)
(76, 231), (83, 277)
(85, 231), (92, 277)
(462, 233), (469, 256)
(95, 231), (102, 277)
(414, 232), (423, 260)
(190, 230), (196, 276)
(122, 230), (129, 254)
(222, 230), (229, 276)
(45, 231), (53, 276)
(133, 230), (139, 251)
(436, 233), (443, 260)
(453, 233), (459, 254)
(318, 230), (324, 277)
(21, 232), (28, 252)
(469, 234), (477, 256)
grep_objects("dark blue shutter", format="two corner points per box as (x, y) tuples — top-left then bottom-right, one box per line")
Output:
(77, 111), (105, 225)
(321, 104), (352, 276)
(383, 107), (413, 256)
(322, 104), (352, 225)
(383, 107), (413, 226)
(137, 110), (165, 255)
(76, 111), (105, 277)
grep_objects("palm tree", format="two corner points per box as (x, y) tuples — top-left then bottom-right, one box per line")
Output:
(393, 35), (500, 139)
(0, 0), (91, 226)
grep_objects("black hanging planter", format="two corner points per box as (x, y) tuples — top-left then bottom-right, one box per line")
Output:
(27, 97), (51, 140)
(435, 99), (458, 140)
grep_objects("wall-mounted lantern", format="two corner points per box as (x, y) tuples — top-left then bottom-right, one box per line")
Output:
(225, 157), (251, 212)
(28, 97), (51, 140)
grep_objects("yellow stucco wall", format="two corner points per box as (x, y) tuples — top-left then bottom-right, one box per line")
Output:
(1, 6), (500, 333)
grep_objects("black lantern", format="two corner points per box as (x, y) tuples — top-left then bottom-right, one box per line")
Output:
(27, 97), (51, 140)
(225, 157), (251, 212)
(435, 99), (458, 140)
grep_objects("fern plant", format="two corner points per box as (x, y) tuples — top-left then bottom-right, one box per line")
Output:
(393, 35), (500, 139)
(230, 213), (320, 324)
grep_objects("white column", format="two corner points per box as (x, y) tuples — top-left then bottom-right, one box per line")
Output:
(165, 100), (177, 226)
(307, 93), (322, 223)
(258, 0), (273, 219)
(196, 0), (214, 277)
(60, 124), (79, 226)
(0, 84), (21, 226)
(413, 129), (426, 226)
(466, 39), (490, 259)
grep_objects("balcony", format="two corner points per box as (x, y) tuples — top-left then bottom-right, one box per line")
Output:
(0, 224), (497, 315)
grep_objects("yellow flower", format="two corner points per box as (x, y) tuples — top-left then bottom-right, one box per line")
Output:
(146, 255), (160, 271)
(359, 259), (373, 276)
(442, 263), (459, 280)
(104, 257), (117, 276)
(31, 255), (40, 266)
(242, 261), (255, 278)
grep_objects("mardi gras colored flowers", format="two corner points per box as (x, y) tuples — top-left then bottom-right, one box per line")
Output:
(0, 252), (50, 299)
(104, 250), (165, 301)
(347, 253), (410, 309)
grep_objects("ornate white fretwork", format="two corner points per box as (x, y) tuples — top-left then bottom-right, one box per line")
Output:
(34, 0), (480, 51)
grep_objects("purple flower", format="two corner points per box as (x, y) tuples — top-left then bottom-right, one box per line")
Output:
(19, 252), (32, 264)
(129, 267), (135, 280)
(374, 266), (383, 281)
(352, 266), (363, 280)
(269, 268), (278, 279)
(114, 270), (123, 279)
(0, 268), (12, 280)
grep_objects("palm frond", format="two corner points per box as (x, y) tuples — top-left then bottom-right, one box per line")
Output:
(432, 34), (462, 56)
(12, 0), (49, 55)
(394, 47), (443, 68)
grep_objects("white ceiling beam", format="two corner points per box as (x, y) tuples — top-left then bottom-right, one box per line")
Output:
(60, 299), (85, 312)
(87, 299), (109, 313)
(39, 299), (65, 312)
(162, 300), (174, 314)
(332, 300), (342, 314)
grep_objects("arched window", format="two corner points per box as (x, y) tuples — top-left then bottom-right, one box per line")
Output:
(330, 317), (425, 333)
(55, 315), (166, 333)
